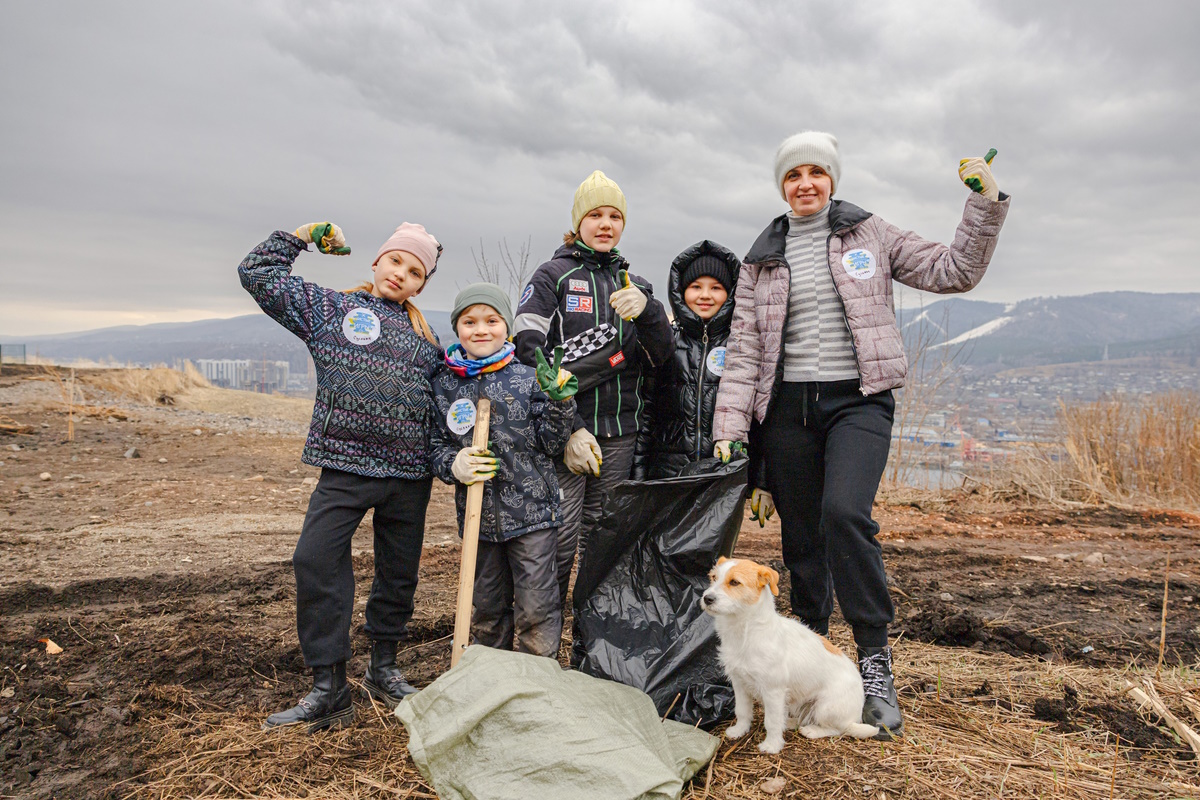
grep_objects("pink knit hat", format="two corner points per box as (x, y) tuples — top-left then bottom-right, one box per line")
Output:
(373, 222), (442, 279)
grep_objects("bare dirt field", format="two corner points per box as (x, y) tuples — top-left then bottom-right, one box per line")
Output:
(2, 365), (1198, 799)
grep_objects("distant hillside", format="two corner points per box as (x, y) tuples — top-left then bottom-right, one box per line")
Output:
(5, 311), (456, 368)
(7, 292), (1199, 370)
(898, 292), (1200, 366)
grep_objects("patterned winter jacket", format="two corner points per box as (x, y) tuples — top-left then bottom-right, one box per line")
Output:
(713, 192), (1010, 444)
(429, 361), (576, 542)
(513, 243), (674, 439)
(633, 241), (741, 479)
(239, 231), (443, 479)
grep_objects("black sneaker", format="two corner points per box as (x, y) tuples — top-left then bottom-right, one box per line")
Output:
(263, 662), (353, 733)
(362, 640), (419, 708)
(858, 646), (904, 740)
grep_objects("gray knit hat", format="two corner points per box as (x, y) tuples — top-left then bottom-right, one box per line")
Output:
(451, 283), (514, 335)
(774, 131), (841, 199)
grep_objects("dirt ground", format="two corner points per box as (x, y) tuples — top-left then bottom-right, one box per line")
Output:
(2, 365), (1198, 799)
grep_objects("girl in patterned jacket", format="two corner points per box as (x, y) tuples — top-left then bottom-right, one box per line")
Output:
(239, 221), (443, 732)
(430, 284), (578, 658)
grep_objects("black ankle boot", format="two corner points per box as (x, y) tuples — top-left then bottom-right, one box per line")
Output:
(263, 662), (353, 732)
(362, 640), (419, 708)
(858, 646), (904, 740)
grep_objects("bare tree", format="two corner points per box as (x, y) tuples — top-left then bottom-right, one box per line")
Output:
(471, 237), (535, 305)
(887, 298), (974, 488)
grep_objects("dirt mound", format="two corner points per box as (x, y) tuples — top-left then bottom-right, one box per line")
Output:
(896, 602), (1054, 657)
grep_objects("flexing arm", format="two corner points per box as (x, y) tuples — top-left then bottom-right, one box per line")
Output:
(238, 231), (335, 341)
(888, 177), (1010, 294)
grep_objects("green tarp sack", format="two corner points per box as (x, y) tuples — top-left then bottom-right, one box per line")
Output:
(396, 646), (719, 800)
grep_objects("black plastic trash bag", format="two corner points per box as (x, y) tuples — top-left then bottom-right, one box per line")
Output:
(572, 458), (747, 729)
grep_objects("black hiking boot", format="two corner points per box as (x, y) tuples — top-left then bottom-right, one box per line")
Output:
(858, 646), (904, 741)
(262, 662), (353, 733)
(362, 640), (419, 708)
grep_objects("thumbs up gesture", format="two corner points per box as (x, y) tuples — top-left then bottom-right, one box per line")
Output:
(535, 346), (578, 401)
(958, 149), (1000, 202)
(294, 222), (352, 255)
(610, 269), (648, 320)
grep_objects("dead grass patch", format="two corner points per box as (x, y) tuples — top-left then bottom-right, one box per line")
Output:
(117, 641), (1198, 800)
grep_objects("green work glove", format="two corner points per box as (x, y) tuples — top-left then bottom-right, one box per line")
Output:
(610, 269), (648, 321)
(534, 346), (578, 401)
(749, 488), (775, 527)
(294, 221), (352, 255)
(958, 149), (999, 201)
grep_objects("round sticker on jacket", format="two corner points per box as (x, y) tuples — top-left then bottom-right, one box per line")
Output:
(706, 347), (727, 377)
(841, 249), (877, 280)
(342, 308), (381, 345)
(447, 398), (476, 435)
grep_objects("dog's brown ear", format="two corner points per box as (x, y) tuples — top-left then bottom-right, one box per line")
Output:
(716, 556), (729, 565)
(757, 564), (780, 597)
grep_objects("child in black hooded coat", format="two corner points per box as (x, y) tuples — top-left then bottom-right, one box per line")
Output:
(632, 240), (741, 479)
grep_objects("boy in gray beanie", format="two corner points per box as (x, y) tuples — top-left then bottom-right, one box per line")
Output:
(429, 283), (579, 657)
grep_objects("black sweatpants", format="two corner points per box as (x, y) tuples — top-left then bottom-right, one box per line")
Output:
(762, 380), (894, 648)
(472, 526), (562, 658)
(552, 433), (637, 607)
(293, 467), (431, 667)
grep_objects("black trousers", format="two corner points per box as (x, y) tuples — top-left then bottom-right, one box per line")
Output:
(473, 527), (562, 658)
(552, 433), (637, 607)
(762, 380), (894, 648)
(293, 468), (431, 667)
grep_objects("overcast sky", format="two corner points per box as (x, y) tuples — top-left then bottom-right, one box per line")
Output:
(2, 1), (1197, 337)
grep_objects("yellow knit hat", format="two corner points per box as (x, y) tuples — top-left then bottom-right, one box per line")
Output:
(571, 170), (627, 232)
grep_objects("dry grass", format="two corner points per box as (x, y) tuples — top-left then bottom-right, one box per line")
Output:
(79, 362), (210, 405)
(970, 393), (1200, 512)
(116, 641), (1198, 800)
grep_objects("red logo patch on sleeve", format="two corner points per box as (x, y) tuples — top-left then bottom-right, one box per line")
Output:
(608, 351), (625, 367)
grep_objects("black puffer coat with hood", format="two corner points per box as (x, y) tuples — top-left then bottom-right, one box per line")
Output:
(633, 241), (741, 479)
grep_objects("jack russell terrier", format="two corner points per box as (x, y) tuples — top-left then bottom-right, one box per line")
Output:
(701, 557), (880, 752)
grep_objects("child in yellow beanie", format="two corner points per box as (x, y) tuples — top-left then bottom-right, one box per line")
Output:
(511, 170), (674, 621)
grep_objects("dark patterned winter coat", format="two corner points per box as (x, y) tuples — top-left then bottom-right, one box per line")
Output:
(429, 361), (576, 542)
(239, 231), (443, 479)
(512, 243), (673, 439)
(633, 241), (741, 479)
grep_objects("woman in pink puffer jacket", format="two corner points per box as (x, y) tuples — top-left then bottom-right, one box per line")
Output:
(712, 132), (1009, 740)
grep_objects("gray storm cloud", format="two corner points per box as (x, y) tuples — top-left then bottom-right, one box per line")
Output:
(1, 0), (1197, 335)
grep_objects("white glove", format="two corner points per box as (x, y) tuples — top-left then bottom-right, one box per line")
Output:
(957, 155), (999, 202)
(293, 222), (351, 255)
(610, 273), (648, 321)
(749, 488), (775, 527)
(451, 446), (498, 485)
(564, 428), (602, 476)
(714, 440), (734, 463)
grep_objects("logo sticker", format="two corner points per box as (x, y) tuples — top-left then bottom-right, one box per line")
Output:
(568, 279), (589, 293)
(608, 351), (625, 367)
(447, 398), (476, 436)
(841, 249), (877, 280)
(519, 284), (534, 307)
(566, 295), (593, 314)
(342, 308), (381, 345)
(706, 346), (727, 377)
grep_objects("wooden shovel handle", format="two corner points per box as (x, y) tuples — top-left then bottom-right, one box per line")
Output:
(450, 398), (491, 668)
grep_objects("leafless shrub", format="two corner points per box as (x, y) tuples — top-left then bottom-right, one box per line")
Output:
(471, 236), (534, 305)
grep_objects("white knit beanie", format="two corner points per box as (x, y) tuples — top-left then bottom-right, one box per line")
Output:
(773, 131), (841, 199)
